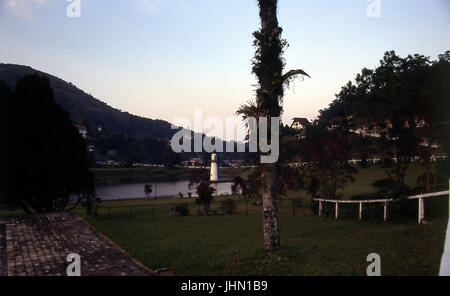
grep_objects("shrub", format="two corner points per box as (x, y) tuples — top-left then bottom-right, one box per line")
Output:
(310, 199), (318, 215)
(371, 178), (396, 193)
(350, 192), (386, 200)
(195, 181), (215, 210)
(221, 198), (237, 215)
(294, 197), (304, 208)
(386, 183), (413, 200)
(387, 198), (417, 222)
(310, 198), (336, 217)
(144, 184), (153, 199)
(174, 203), (189, 216)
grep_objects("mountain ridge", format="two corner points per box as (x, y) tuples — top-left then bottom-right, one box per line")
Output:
(0, 63), (176, 140)
(0, 63), (245, 165)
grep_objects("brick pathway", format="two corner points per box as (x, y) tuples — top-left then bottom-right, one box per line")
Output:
(0, 212), (155, 276)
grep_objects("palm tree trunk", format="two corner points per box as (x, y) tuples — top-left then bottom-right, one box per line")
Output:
(262, 163), (280, 250)
(257, 0), (282, 250)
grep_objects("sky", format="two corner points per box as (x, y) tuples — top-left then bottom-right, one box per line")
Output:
(0, 0), (449, 140)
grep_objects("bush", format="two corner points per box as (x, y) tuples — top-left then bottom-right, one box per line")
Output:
(371, 178), (397, 193)
(294, 197), (304, 208)
(424, 196), (449, 220)
(174, 203), (190, 216)
(195, 182), (215, 210)
(310, 198), (338, 218)
(310, 199), (318, 215)
(386, 183), (413, 200)
(221, 198), (237, 215)
(350, 192), (386, 200)
(387, 198), (417, 222)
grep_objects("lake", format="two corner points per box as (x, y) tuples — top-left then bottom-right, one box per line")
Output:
(95, 179), (233, 201)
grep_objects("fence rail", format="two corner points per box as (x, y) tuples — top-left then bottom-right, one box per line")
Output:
(76, 198), (304, 220)
(313, 182), (450, 224)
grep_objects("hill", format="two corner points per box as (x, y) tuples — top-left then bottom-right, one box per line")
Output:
(0, 64), (176, 140)
(0, 64), (245, 166)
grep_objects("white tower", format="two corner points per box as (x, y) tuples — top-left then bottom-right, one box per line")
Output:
(210, 153), (218, 182)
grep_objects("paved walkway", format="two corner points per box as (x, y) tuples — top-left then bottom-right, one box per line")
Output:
(0, 212), (155, 276)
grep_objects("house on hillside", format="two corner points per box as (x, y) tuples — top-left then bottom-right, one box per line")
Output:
(349, 120), (392, 138)
(326, 116), (346, 131)
(290, 117), (311, 140)
(74, 124), (87, 139)
(190, 158), (205, 167)
(291, 117), (310, 130)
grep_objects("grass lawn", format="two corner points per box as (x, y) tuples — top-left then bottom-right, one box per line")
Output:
(2, 164), (448, 275)
(79, 208), (448, 276)
(75, 164), (448, 276)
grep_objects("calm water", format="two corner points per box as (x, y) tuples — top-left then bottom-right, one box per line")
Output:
(95, 180), (233, 201)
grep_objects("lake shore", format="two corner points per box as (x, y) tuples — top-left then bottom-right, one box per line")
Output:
(91, 167), (249, 183)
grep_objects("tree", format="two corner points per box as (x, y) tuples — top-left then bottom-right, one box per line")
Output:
(195, 181), (215, 210)
(81, 171), (100, 216)
(319, 50), (450, 191)
(4, 74), (92, 213)
(300, 124), (357, 199)
(188, 168), (209, 191)
(144, 183), (153, 199)
(231, 176), (248, 197)
(0, 81), (12, 205)
(163, 145), (180, 168)
(237, 0), (309, 250)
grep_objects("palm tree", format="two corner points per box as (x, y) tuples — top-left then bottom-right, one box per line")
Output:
(238, 0), (309, 250)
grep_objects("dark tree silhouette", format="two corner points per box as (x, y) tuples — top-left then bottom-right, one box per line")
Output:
(237, 0), (309, 250)
(3, 74), (92, 213)
(0, 80), (12, 205)
(319, 50), (450, 191)
(231, 176), (248, 197)
(195, 181), (215, 210)
(300, 124), (357, 199)
(188, 168), (209, 190)
(163, 145), (180, 168)
(144, 183), (153, 199)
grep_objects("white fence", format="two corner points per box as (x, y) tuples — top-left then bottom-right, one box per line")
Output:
(440, 181), (450, 275)
(313, 181), (450, 224)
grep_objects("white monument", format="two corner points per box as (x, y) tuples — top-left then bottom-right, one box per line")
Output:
(210, 153), (218, 182)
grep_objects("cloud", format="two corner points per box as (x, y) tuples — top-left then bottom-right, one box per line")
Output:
(4, 0), (49, 19)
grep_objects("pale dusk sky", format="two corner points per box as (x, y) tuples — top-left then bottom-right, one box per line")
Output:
(1, 0), (449, 140)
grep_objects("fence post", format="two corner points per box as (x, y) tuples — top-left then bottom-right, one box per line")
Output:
(383, 202), (388, 222)
(319, 201), (323, 217)
(359, 202), (363, 220)
(335, 202), (339, 219)
(418, 197), (424, 224)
